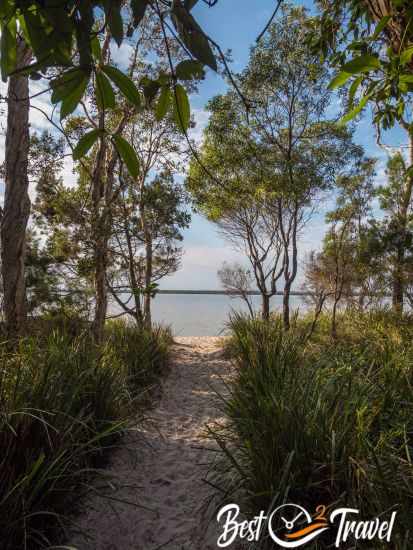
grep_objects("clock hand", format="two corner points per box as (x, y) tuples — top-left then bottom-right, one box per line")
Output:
(291, 511), (303, 525)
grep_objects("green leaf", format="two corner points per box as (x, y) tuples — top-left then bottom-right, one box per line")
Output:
(340, 93), (372, 124)
(51, 69), (88, 104)
(371, 15), (391, 40)
(175, 59), (205, 80)
(156, 86), (171, 121)
(173, 84), (190, 132)
(102, 65), (141, 107)
(73, 129), (102, 160)
(91, 36), (102, 60)
(112, 135), (139, 178)
(400, 46), (413, 66)
(342, 54), (380, 74)
(131, 0), (149, 27)
(328, 71), (352, 90)
(105, 1), (124, 47)
(0, 16), (17, 82)
(60, 75), (89, 120)
(399, 73), (413, 83)
(171, 6), (217, 71)
(95, 71), (116, 110)
(348, 75), (363, 106)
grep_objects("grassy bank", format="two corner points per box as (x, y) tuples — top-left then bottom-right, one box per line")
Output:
(212, 310), (413, 548)
(0, 318), (172, 550)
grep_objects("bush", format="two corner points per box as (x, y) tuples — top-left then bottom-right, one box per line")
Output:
(211, 311), (413, 549)
(0, 321), (171, 550)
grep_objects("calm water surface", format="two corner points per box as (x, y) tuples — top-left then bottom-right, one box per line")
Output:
(151, 294), (309, 336)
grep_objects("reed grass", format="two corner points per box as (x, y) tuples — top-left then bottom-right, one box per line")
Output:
(0, 319), (172, 549)
(210, 310), (413, 548)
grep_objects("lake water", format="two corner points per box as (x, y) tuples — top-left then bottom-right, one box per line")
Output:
(151, 294), (309, 336)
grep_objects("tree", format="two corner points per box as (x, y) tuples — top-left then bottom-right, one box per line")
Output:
(218, 262), (255, 318)
(188, 7), (358, 328)
(0, 1), (218, 340)
(109, 172), (190, 326)
(0, 39), (32, 337)
(372, 153), (413, 313)
(316, 1), (413, 131)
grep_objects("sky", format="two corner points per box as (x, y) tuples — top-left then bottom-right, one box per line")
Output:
(0, 0), (410, 291)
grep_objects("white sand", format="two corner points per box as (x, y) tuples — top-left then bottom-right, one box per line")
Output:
(70, 336), (231, 550)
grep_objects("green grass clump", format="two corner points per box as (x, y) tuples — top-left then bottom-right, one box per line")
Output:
(0, 320), (172, 550)
(212, 311), (413, 548)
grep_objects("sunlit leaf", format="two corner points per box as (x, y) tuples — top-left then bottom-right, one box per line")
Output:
(156, 86), (171, 121)
(400, 46), (413, 66)
(342, 55), (380, 74)
(340, 93), (372, 124)
(371, 15), (391, 40)
(348, 75), (363, 106)
(0, 16), (17, 82)
(328, 71), (352, 90)
(173, 84), (190, 132)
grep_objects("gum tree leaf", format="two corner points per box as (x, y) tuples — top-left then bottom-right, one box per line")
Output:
(171, 4), (217, 71)
(105, 1), (124, 46)
(113, 135), (139, 178)
(156, 86), (171, 121)
(51, 68), (87, 104)
(400, 46), (413, 66)
(95, 71), (116, 109)
(328, 71), (352, 90)
(102, 65), (141, 107)
(131, 0), (149, 27)
(73, 129), (102, 160)
(372, 15), (391, 40)
(342, 55), (380, 74)
(340, 93), (372, 124)
(60, 75), (89, 120)
(1, 16), (17, 82)
(175, 59), (205, 80)
(173, 84), (190, 132)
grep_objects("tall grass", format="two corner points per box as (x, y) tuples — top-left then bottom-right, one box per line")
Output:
(211, 311), (413, 548)
(0, 320), (172, 549)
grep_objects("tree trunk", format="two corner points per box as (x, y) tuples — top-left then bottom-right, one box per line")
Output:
(392, 247), (404, 314)
(91, 132), (108, 344)
(261, 293), (270, 321)
(331, 296), (339, 339)
(1, 41), (32, 339)
(282, 284), (291, 330)
(144, 234), (153, 328)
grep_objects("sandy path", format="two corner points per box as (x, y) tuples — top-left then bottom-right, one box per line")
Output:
(70, 336), (229, 550)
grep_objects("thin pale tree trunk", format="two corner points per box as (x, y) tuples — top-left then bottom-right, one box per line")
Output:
(1, 40), (32, 338)
(144, 234), (153, 328)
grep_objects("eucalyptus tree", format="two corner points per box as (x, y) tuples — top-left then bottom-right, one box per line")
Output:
(0, 0), (218, 338)
(109, 172), (189, 326)
(188, 7), (358, 328)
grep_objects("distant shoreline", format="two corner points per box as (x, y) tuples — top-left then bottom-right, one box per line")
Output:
(157, 290), (309, 296)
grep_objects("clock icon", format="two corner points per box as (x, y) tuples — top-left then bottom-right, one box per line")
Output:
(268, 504), (329, 548)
